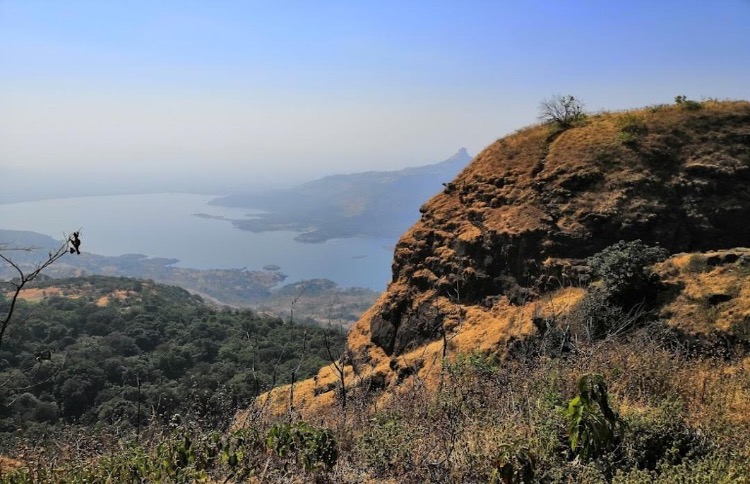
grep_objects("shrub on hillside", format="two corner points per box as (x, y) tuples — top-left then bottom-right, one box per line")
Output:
(567, 240), (668, 341)
(355, 413), (416, 477)
(574, 288), (631, 340)
(619, 399), (709, 471)
(587, 240), (668, 306)
(266, 421), (338, 472)
(538, 94), (587, 129)
(565, 374), (622, 461)
(674, 95), (703, 111)
(616, 113), (647, 146)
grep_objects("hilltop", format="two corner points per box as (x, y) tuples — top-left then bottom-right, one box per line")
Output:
(248, 99), (750, 481)
(210, 148), (472, 242)
(366, 99), (750, 356)
(264, 98), (750, 393)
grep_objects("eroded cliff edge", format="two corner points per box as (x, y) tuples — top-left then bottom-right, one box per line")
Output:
(370, 100), (750, 357)
(248, 100), (750, 418)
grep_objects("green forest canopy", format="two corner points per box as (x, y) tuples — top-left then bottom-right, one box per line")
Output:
(0, 275), (346, 446)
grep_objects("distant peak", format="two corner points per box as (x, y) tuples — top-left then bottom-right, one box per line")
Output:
(442, 147), (472, 164)
(453, 147), (471, 159)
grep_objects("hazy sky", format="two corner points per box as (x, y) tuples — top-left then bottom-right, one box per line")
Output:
(1, 1), (749, 195)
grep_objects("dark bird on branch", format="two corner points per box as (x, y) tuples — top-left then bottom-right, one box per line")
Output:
(69, 231), (82, 255)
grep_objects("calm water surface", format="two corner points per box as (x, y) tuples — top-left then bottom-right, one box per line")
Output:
(0, 193), (394, 290)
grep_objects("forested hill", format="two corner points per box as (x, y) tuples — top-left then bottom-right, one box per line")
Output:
(209, 148), (473, 242)
(0, 275), (345, 446)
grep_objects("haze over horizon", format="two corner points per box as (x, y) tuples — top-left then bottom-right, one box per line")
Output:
(1, 1), (749, 201)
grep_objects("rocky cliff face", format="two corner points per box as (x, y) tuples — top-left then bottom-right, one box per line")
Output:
(369, 100), (750, 356)
(250, 100), (750, 417)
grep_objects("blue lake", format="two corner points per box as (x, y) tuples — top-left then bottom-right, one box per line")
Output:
(0, 193), (396, 290)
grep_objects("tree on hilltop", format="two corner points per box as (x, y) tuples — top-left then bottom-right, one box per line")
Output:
(538, 94), (586, 128)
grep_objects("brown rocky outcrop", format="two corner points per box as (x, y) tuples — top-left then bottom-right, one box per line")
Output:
(248, 100), (750, 419)
(369, 101), (750, 357)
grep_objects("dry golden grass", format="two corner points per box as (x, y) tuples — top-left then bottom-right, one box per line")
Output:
(0, 456), (23, 474)
(482, 205), (551, 235)
(247, 287), (586, 420)
(656, 249), (750, 334)
(244, 245), (750, 436)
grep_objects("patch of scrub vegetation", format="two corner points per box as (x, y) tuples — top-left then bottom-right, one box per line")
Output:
(616, 113), (647, 146)
(7, 323), (745, 483)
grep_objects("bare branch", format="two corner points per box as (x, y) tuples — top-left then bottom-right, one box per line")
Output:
(288, 280), (307, 325)
(0, 231), (81, 350)
(323, 324), (347, 410)
(288, 327), (308, 415)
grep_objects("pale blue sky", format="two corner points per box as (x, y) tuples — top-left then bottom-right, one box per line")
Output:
(1, 1), (749, 193)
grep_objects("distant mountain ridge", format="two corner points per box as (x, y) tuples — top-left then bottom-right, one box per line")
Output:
(209, 148), (473, 242)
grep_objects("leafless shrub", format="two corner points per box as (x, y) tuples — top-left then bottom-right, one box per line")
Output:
(538, 94), (586, 128)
